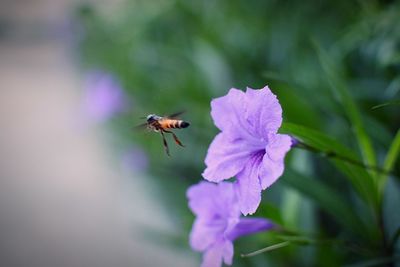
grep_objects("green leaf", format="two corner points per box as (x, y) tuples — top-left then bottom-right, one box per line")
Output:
(256, 202), (284, 226)
(282, 168), (368, 238)
(342, 255), (400, 267)
(384, 177), (400, 248)
(314, 42), (377, 174)
(280, 122), (379, 210)
(379, 129), (400, 193)
(275, 234), (338, 246)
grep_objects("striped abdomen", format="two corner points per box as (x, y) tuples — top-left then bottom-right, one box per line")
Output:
(160, 119), (190, 129)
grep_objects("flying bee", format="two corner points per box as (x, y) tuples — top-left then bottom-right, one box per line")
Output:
(135, 111), (190, 156)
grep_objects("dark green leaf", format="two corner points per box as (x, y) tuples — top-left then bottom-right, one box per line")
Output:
(379, 130), (400, 194)
(314, 42), (377, 173)
(280, 122), (378, 210)
(282, 168), (368, 238)
(342, 255), (400, 267)
(256, 202), (284, 226)
(275, 234), (338, 246)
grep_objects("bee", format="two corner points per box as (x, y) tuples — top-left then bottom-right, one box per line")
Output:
(135, 111), (190, 156)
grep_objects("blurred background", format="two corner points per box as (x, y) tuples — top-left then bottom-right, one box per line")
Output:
(0, 0), (195, 266)
(0, 0), (399, 266)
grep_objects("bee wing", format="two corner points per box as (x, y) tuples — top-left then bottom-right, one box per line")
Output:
(131, 122), (148, 131)
(167, 111), (186, 119)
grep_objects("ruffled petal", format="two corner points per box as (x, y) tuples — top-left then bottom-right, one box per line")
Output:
(202, 241), (234, 267)
(187, 182), (219, 218)
(227, 218), (274, 241)
(259, 133), (292, 190)
(245, 86), (283, 138)
(189, 218), (225, 252)
(202, 133), (259, 182)
(210, 88), (246, 132)
(211, 88), (261, 142)
(235, 154), (263, 215)
(200, 246), (222, 267)
(222, 240), (234, 265)
(216, 182), (241, 219)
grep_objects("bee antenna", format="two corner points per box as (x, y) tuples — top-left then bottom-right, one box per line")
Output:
(139, 116), (146, 119)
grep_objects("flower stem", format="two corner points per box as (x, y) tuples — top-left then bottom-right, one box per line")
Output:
(241, 241), (291, 258)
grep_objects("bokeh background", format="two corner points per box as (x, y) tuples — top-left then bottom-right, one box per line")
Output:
(0, 0), (399, 266)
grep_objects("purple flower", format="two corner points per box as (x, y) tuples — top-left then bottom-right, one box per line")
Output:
(187, 181), (274, 267)
(83, 71), (127, 122)
(202, 86), (291, 215)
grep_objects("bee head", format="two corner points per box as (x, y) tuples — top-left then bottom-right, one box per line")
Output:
(146, 114), (156, 122)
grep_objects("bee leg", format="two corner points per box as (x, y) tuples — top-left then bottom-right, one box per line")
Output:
(160, 130), (170, 156)
(164, 130), (185, 147)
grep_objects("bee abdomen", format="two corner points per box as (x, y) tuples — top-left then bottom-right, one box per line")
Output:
(165, 120), (190, 129)
(174, 120), (190, 129)
(180, 121), (190, 128)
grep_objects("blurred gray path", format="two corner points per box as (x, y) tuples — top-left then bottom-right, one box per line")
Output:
(0, 1), (196, 266)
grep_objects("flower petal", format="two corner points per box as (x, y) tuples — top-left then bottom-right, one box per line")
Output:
(259, 133), (292, 190)
(245, 86), (283, 138)
(203, 133), (256, 182)
(189, 218), (225, 252)
(188, 181), (241, 218)
(187, 182), (219, 217)
(201, 242), (224, 267)
(222, 240), (234, 265)
(227, 218), (274, 241)
(201, 241), (233, 267)
(215, 182), (241, 219)
(210, 88), (246, 132)
(235, 154), (263, 215)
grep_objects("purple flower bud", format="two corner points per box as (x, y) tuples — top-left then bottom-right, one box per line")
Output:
(290, 136), (300, 147)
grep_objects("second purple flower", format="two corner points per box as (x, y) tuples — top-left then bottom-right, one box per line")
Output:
(188, 181), (274, 267)
(202, 86), (292, 215)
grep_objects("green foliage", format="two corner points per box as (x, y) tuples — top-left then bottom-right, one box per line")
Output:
(282, 168), (368, 239)
(314, 42), (378, 173)
(76, 0), (400, 266)
(380, 130), (400, 194)
(280, 123), (379, 210)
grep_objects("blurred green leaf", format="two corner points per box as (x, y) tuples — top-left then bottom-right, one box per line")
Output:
(282, 168), (367, 238)
(275, 234), (337, 246)
(342, 255), (400, 267)
(379, 130), (400, 194)
(281, 186), (302, 230)
(383, 177), (400, 249)
(280, 122), (378, 210)
(314, 42), (377, 175)
(256, 202), (284, 226)
(390, 227), (400, 249)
